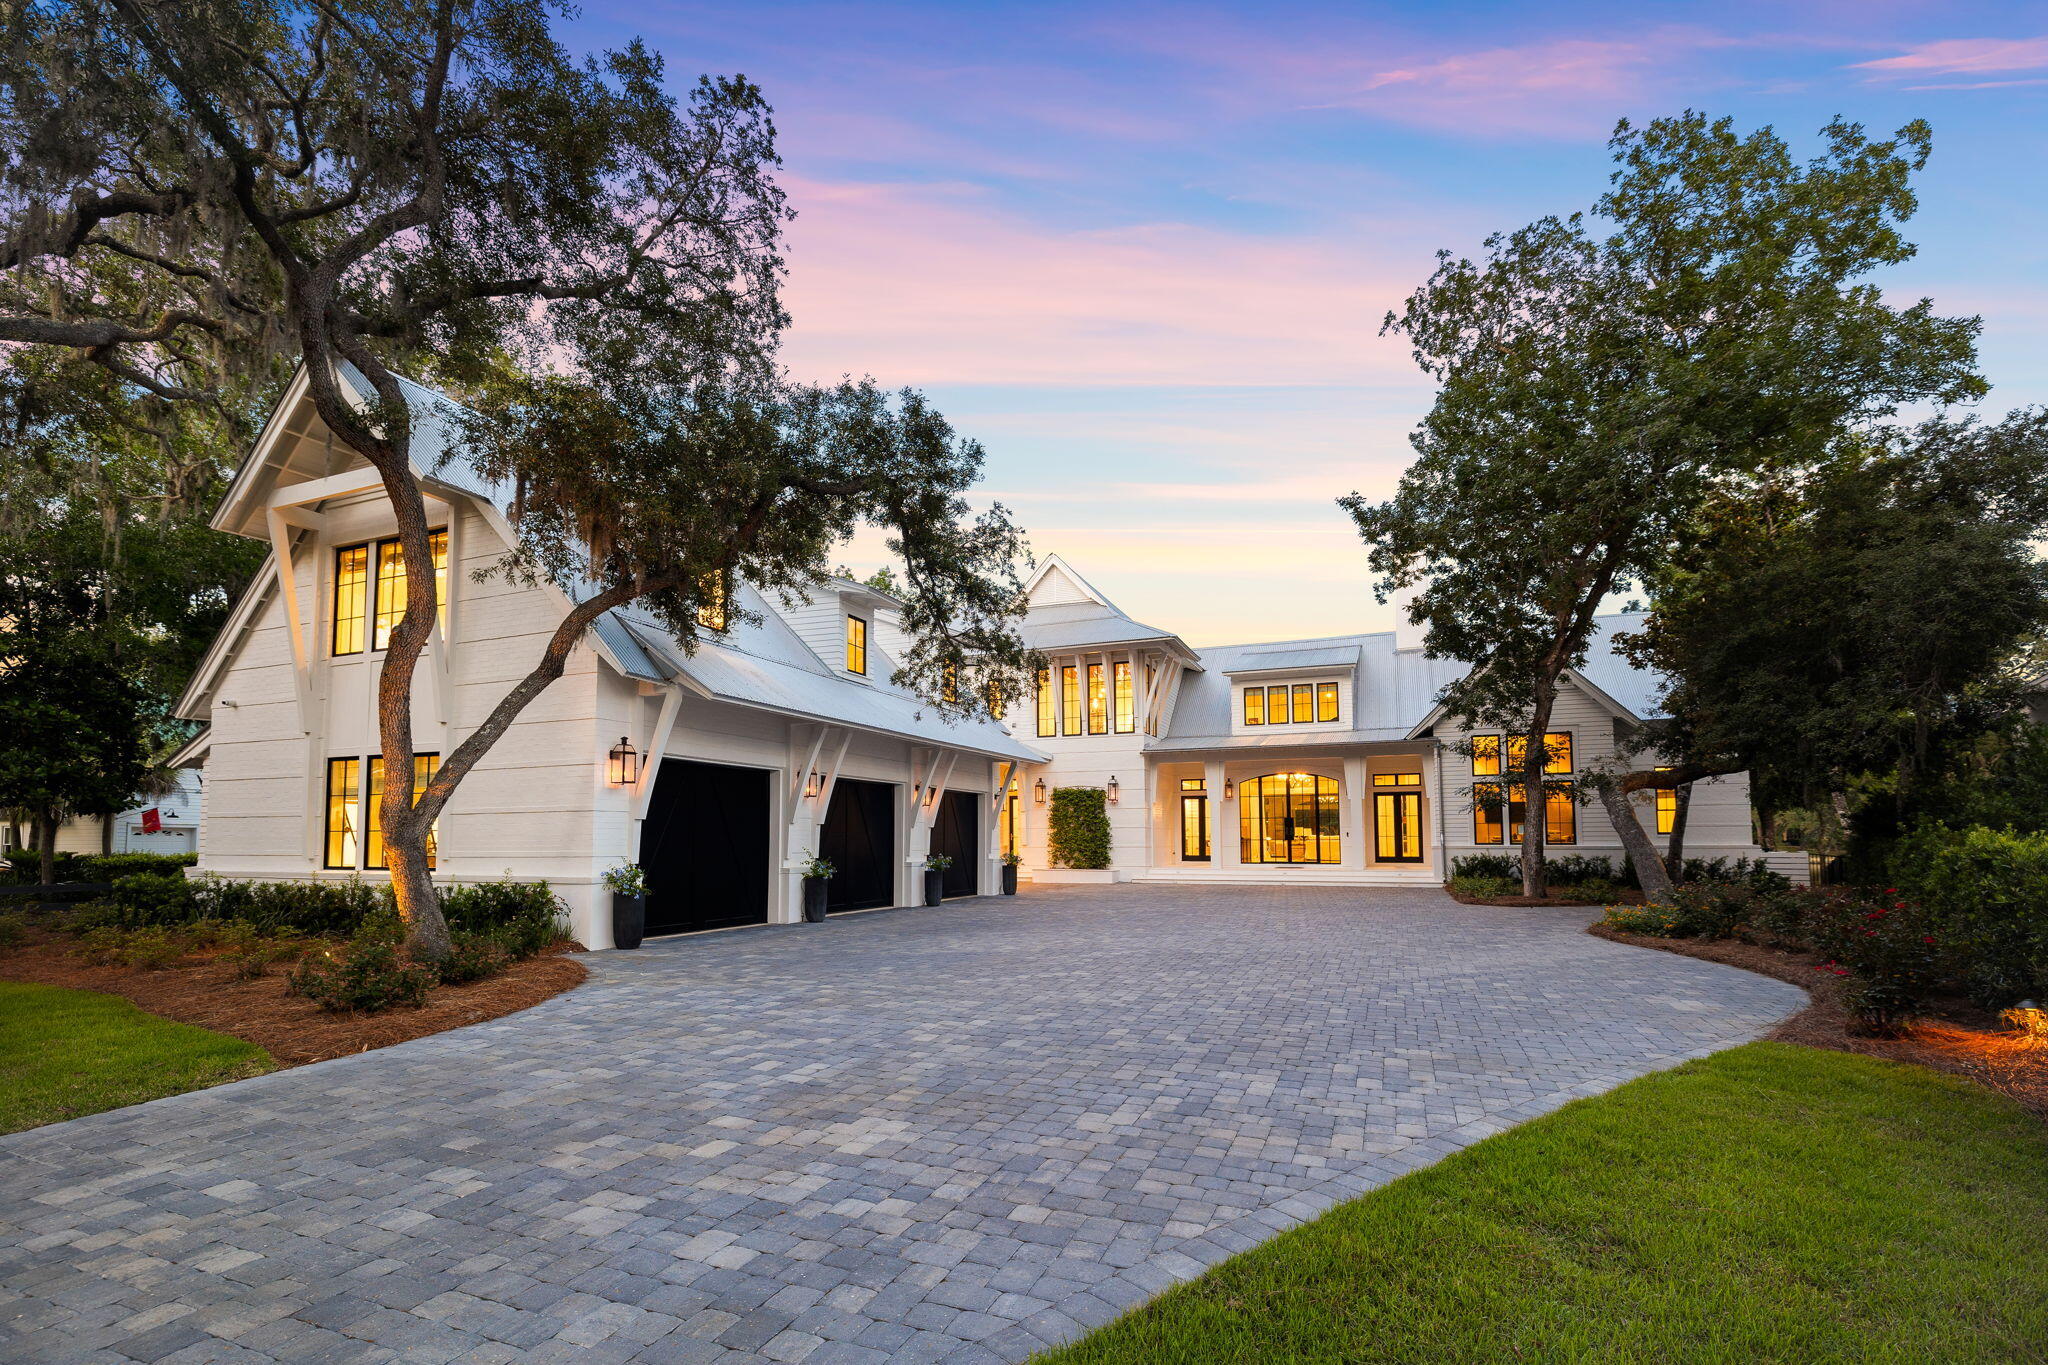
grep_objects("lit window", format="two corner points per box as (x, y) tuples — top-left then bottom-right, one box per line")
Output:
(324, 758), (361, 868)
(1508, 783), (1528, 845)
(845, 615), (867, 674)
(1267, 685), (1289, 725)
(1472, 734), (1500, 776)
(1244, 688), (1265, 725)
(1036, 668), (1055, 737)
(332, 546), (368, 656)
(1113, 661), (1134, 733)
(1061, 665), (1081, 734)
(984, 678), (1005, 720)
(696, 574), (728, 632)
(1545, 782), (1576, 845)
(1473, 781), (1502, 844)
(365, 530), (448, 651)
(1507, 735), (1527, 772)
(1372, 772), (1422, 786)
(1000, 793), (1020, 856)
(1317, 683), (1339, 723)
(1545, 732), (1573, 774)
(1180, 778), (1206, 791)
(366, 753), (439, 871)
(1087, 662), (1107, 734)
(1656, 766), (1676, 834)
(1291, 684), (1313, 723)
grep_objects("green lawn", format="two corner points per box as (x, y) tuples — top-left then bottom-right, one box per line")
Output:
(0, 981), (273, 1135)
(1036, 1043), (2048, 1365)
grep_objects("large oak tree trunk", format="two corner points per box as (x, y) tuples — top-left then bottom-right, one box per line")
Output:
(384, 819), (450, 962)
(1664, 781), (1692, 877)
(36, 811), (57, 886)
(1596, 781), (1673, 901)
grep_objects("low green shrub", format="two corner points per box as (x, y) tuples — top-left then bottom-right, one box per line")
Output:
(119, 926), (190, 971)
(0, 912), (24, 947)
(288, 939), (434, 1013)
(1890, 824), (2048, 1009)
(80, 852), (196, 881)
(1801, 887), (1945, 1036)
(216, 922), (306, 979)
(440, 880), (567, 958)
(1451, 853), (1618, 887)
(1452, 854), (1519, 881)
(4, 851), (85, 884)
(434, 932), (511, 985)
(1449, 875), (1519, 899)
(1600, 903), (1683, 936)
(71, 926), (131, 965)
(1559, 877), (1625, 902)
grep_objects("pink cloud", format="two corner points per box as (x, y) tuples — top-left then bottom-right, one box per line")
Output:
(1852, 36), (2048, 78)
(1337, 38), (1664, 132)
(777, 176), (1423, 388)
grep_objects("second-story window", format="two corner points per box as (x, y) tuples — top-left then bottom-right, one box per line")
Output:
(1245, 679), (1344, 726)
(1061, 664), (1081, 734)
(845, 614), (867, 674)
(1317, 683), (1340, 722)
(335, 530), (446, 657)
(1086, 662), (1107, 734)
(1244, 688), (1265, 725)
(1113, 661), (1134, 733)
(1036, 668), (1055, 736)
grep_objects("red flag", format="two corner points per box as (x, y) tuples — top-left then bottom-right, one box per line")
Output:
(140, 808), (162, 834)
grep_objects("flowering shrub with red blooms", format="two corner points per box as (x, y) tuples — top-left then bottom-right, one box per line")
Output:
(1801, 887), (1944, 1037)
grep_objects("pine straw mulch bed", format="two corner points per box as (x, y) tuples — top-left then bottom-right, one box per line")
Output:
(1588, 923), (2048, 1125)
(0, 925), (587, 1068)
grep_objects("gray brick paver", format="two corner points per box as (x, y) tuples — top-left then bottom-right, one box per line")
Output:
(2, 886), (1798, 1363)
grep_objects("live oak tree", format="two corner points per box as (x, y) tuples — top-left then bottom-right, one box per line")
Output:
(2, 1), (1030, 957)
(1344, 112), (1984, 897)
(1618, 411), (2048, 875)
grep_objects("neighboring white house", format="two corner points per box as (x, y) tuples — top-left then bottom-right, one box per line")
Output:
(2, 769), (205, 859)
(171, 366), (1789, 948)
(1003, 555), (1794, 888)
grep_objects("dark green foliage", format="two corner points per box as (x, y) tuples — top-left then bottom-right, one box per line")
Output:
(1888, 825), (2048, 1008)
(1453, 853), (1615, 886)
(1048, 788), (1111, 870)
(4, 851), (196, 885)
(288, 941), (435, 1014)
(432, 933), (512, 986)
(439, 881), (567, 959)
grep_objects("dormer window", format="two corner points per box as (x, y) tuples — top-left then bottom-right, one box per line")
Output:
(845, 614), (867, 674)
(1240, 679), (1343, 726)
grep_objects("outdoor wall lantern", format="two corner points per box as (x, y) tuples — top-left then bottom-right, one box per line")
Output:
(805, 770), (823, 799)
(1033, 778), (1047, 805)
(607, 737), (639, 787)
(1105, 775), (1120, 804)
(1222, 778), (1234, 801)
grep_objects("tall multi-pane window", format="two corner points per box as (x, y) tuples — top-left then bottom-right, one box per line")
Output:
(1545, 732), (1574, 774)
(1495, 732), (1573, 775)
(1471, 734), (1501, 776)
(332, 546), (369, 656)
(1473, 781), (1503, 844)
(370, 530), (449, 651)
(845, 615), (867, 674)
(1317, 683), (1339, 722)
(1655, 765), (1676, 833)
(1179, 778), (1210, 861)
(366, 753), (439, 871)
(323, 758), (361, 868)
(1086, 662), (1108, 734)
(1113, 661), (1134, 733)
(1290, 684), (1313, 723)
(1545, 782), (1577, 845)
(1244, 688), (1265, 725)
(1507, 783), (1528, 845)
(1267, 685), (1289, 724)
(1061, 665), (1082, 734)
(1000, 793), (1020, 856)
(1036, 668), (1055, 737)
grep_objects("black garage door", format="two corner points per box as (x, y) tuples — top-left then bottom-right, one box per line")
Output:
(639, 759), (771, 935)
(820, 778), (896, 912)
(932, 790), (980, 897)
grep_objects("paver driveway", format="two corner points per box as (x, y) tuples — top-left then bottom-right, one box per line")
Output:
(2, 884), (1802, 1365)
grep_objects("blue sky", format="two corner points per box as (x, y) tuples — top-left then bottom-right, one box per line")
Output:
(580, 2), (2048, 644)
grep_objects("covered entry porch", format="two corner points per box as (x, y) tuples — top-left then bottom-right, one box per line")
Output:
(1141, 745), (1444, 885)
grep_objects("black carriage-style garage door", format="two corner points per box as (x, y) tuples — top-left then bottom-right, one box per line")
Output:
(932, 790), (980, 897)
(820, 778), (896, 912)
(639, 759), (771, 935)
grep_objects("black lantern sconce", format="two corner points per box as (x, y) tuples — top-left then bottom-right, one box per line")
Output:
(608, 737), (639, 787)
(1033, 777), (1047, 805)
(805, 770), (823, 799)
(1105, 775), (1120, 805)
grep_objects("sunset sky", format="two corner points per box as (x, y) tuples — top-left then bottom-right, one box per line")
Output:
(581, 1), (2048, 644)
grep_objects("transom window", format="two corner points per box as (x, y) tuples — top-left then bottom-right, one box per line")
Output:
(333, 530), (447, 657)
(324, 753), (438, 871)
(1242, 680), (1343, 726)
(845, 614), (867, 674)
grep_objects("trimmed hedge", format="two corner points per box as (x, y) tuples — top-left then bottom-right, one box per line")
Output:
(1889, 824), (2048, 1008)
(1048, 787), (1112, 870)
(5, 850), (197, 885)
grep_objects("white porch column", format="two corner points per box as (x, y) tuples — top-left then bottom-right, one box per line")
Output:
(1207, 759), (1235, 871)
(1342, 754), (1369, 868)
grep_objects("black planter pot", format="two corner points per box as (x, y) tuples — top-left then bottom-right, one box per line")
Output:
(802, 877), (828, 922)
(612, 893), (646, 950)
(1001, 864), (1018, 896)
(923, 868), (945, 906)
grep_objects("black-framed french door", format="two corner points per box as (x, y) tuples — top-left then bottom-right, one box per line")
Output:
(1180, 789), (1211, 861)
(1374, 790), (1424, 863)
(1238, 772), (1341, 864)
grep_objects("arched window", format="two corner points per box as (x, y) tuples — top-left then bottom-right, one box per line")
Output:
(1238, 772), (1342, 864)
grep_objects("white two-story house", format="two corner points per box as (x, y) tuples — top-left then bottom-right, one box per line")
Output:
(999, 556), (1790, 887)
(171, 365), (1042, 948)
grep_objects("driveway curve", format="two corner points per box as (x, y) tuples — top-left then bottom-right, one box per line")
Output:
(1, 885), (1801, 1364)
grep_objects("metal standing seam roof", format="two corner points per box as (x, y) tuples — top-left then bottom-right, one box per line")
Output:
(336, 367), (1043, 763)
(1222, 644), (1362, 674)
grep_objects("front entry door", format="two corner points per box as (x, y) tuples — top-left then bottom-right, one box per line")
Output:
(1374, 790), (1423, 862)
(932, 790), (979, 897)
(820, 779), (895, 912)
(639, 759), (771, 934)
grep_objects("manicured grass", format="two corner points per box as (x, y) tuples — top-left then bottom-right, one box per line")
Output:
(1036, 1043), (2048, 1365)
(0, 981), (273, 1135)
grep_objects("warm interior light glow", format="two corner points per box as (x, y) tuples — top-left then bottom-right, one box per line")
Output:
(1034, 778), (1047, 804)
(1223, 779), (1234, 801)
(805, 770), (822, 799)
(1105, 775), (1120, 804)
(607, 736), (638, 787)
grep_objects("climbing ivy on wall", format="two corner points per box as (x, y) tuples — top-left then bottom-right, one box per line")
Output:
(1048, 787), (1112, 869)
